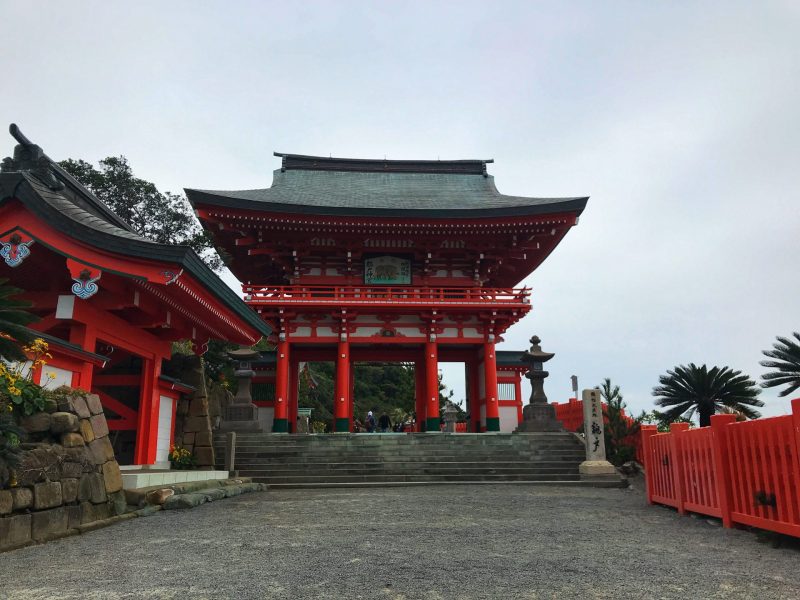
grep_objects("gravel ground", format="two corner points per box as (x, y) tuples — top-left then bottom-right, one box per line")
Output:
(1, 482), (799, 599)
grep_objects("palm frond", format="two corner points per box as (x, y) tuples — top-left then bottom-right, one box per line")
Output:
(760, 333), (800, 397)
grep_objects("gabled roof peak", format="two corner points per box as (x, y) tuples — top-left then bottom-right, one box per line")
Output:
(273, 152), (493, 176)
(2, 123), (136, 233)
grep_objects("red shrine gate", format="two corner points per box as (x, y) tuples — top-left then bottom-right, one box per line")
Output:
(188, 154), (587, 433)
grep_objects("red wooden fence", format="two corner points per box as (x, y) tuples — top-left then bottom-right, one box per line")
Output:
(642, 398), (800, 538)
(551, 398), (585, 431)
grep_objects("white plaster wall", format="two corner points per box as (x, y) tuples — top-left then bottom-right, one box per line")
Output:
(155, 395), (174, 466)
(4, 360), (33, 379)
(462, 328), (482, 338)
(4, 361), (72, 389)
(42, 365), (73, 389)
(394, 316), (421, 324)
(293, 326), (312, 337)
(438, 328), (459, 338)
(499, 406), (519, 432)
(396, 327), (424, 337)
(354, 327), (382, 337)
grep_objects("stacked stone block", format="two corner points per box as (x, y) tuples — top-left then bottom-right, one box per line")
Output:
(0, 392), (125, 552)
(171, 355), (216, 468)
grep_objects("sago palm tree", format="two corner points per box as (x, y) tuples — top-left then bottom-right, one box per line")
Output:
(652, 364), (762, 427)
(760, 332), (800, 398)
(599, 378), (640, 465)
(0, 277), (37, 361)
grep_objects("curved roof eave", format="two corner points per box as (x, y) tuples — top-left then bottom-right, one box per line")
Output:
(186, 188), (588, 219)
(1, 174), (271, 338)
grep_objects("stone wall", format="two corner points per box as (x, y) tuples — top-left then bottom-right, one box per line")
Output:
(0, 392), (125, 552)
(171, 356), (221, 468)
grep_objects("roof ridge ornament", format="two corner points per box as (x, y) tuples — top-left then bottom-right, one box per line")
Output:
(2, 124), (64, 191)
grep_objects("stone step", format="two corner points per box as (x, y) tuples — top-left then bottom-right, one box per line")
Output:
(263, 479), (625, 489)
(215, 437), (580, 445)
(218, 439), (582, 446)
(214, 432), (576, 438)
(244, 473), (584, 484)
(213, 435), (581, 445)
(209, 431), (598, 487)
(222, 444), (584, 456)
(232, 469), (580, 478)
(219, 459), (581, 469)
(222, 463), (578, 474)
(218, 448), (585, 462)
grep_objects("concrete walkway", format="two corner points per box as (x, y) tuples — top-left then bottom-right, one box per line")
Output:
(1, 483), (799, 599)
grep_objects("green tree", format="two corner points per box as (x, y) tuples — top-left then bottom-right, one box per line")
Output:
(652, 364), (763, 427)
(760, 332), (800, 398)
(59, 156), (222, 270)
(639, 410), (691, 432)
(0, 278), (37, 361)
(296, 361), (454, 431)
(599, 378), (640, 465)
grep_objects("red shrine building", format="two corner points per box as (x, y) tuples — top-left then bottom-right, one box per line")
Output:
(0, 126), (270, 465)
(187, 153), (587, 433)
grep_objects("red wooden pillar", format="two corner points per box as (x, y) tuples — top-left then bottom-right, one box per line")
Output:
(483, 340), (500, 432)
(670, 422), (690, 515)
(640, 425), (658, 505)
(349, 361), (356, 431)
(466, 358), (480, 433)
(69, 322), (97, 390)
(133, 356), (161, 465)
(424, 339), (440, 432)
(288, 359), (299, 433)
(514, 372), (523, 425)
(710, 414), (736, 527)
(273, 339), (290, 433)
(415, 360), (426, 432)
(334, 338), (351, 433)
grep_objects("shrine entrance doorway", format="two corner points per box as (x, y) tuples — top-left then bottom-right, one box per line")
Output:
(351, 361), (416, 432)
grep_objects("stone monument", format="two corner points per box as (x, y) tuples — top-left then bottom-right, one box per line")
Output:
(443, 402), (458, 433)
(219, 347), (263, 433)
(515, 335), (563, 432)
(578, 388), (616, 478)
(297, 407), (312, 434)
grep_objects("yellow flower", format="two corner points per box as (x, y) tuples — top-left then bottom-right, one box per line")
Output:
(48, 373), (56, 379)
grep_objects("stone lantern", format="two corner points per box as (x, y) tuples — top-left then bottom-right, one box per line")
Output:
(219, 347), (263, 432)
(515, 335), (563, 432)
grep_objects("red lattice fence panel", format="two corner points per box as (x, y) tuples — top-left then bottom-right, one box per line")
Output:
(725, 415), (800, 538)
(642, 399), (800, 538)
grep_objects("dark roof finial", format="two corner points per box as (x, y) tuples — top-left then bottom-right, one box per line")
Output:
(3, 123), (63, 191)
(9, 123), (34, 147)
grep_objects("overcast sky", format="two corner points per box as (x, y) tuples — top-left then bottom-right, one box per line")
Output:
(2, 1), (798, 417)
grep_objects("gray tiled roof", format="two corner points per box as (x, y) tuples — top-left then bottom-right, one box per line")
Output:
(0, 126), (270, 338)
(497, 350), (526, 367)
(186, 157), (587, 218)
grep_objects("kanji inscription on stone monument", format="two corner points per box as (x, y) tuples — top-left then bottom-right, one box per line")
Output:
(578, 388), (616, 478)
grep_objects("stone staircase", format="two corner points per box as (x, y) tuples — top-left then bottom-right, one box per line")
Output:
(212, 432), (625, 488)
